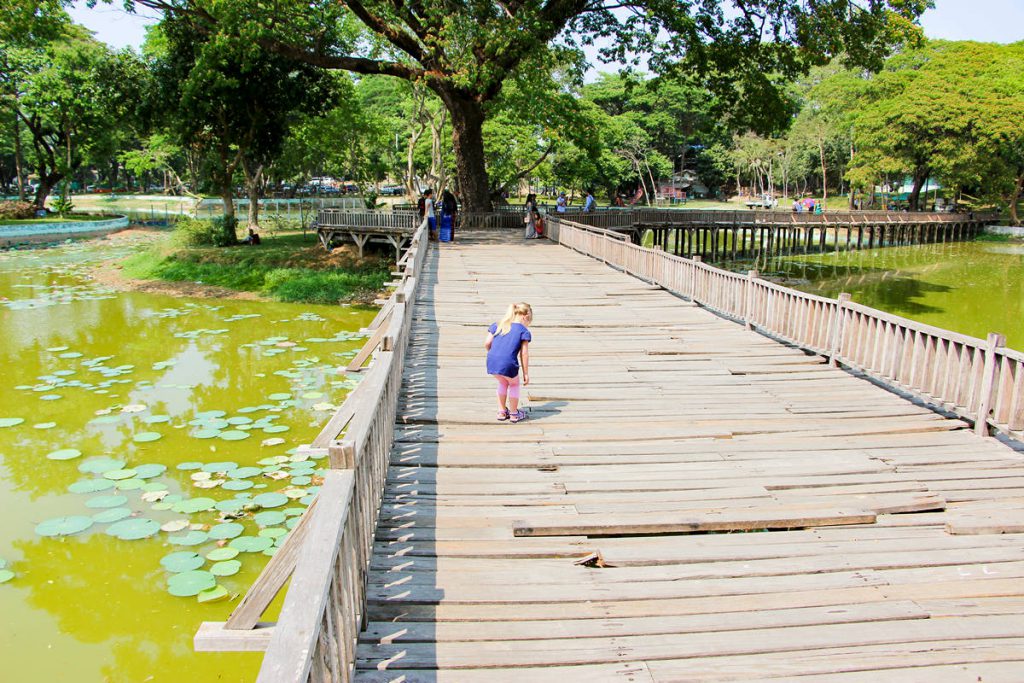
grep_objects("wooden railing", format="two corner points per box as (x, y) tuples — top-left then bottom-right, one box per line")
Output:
(317, 209), (418, 231)
(550, 215), (1022, 439)
(194, 220), (430, 682)
(565, 207), (999, 228)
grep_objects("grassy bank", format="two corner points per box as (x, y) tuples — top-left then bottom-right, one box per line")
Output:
(122, 231), (391, 304)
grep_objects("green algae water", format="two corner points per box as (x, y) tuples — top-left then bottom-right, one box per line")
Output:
(0, 236), (375, 682)
(765, 241), (1024, 348)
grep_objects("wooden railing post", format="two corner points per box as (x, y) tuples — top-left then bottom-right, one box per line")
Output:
(744, 270), (758, 330)
(975, 332), (1007, 436)
(827, 293), (852, 367)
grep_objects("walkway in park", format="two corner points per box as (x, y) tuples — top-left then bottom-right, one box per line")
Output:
(353, 232), (1024, 682)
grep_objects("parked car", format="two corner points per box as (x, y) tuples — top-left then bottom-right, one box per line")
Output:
(380, 186), (405, 196)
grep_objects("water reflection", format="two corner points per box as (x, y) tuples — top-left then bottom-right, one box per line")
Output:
(729, 241), (1024, 347)
(0, 237), (376, 682)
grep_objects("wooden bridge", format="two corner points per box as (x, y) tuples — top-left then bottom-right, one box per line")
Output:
(316, 207), (997, 265)
(199, 215), (1024, 681)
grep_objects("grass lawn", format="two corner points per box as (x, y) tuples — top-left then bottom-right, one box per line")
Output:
(122, 230), (391, 304)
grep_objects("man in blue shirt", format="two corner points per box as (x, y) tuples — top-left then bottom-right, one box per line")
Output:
(583, 189), (596, 212)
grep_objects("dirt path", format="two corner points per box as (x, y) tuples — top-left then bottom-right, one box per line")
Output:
(88, 229), (264, 300)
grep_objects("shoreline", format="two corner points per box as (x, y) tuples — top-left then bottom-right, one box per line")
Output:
(86, 228), (384, 304)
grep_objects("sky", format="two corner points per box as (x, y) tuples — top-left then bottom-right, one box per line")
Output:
(69, 0), (1024, 55)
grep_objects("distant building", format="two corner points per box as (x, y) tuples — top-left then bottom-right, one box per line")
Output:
(658, 170), (709, 201)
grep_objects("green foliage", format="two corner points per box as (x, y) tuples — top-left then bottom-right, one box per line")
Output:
(50, 191), (73, 216)
(261, 268), (387, 304)
(845, 40), (1024, 214)
(123, 232), (390, 304)
(0, 200), (35, 219)
(173, 216), (237, 247)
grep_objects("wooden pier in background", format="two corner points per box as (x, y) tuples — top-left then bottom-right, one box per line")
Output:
(199, 212), (1024, 682)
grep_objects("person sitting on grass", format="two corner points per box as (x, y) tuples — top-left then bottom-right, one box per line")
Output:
(245, 228), (261, 245)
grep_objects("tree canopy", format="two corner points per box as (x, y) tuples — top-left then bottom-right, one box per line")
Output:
(126, 0), (930, 210)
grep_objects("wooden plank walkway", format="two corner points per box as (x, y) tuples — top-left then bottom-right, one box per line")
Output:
(354, 231), (1024, 682)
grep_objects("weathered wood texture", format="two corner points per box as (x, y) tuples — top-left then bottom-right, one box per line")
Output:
(552, 216), (1024, 442)
(352, 229), (1024, 682)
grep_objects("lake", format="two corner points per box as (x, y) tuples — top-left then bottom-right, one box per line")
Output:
(754, 241), (1024, 349)
(0, 236), (375, 682)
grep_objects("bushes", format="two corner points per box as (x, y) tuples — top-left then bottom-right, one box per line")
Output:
(0, 201), (36, 220)
(262, 268), (389, 303)
(173, 216), (238, 247)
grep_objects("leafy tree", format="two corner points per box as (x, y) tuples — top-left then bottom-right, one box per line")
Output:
(848, 40), (1024, 213)
(127, 0), (928, 212)
(1, 27), (142, 207)
(151, 18), (334, 239)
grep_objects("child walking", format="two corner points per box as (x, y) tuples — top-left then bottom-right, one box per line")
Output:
(484, 302), (532, 423)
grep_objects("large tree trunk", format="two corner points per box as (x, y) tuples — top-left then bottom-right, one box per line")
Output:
(908, 167), (929, 211)
(243, 160), (264, 228)
(13, 114), (25, 201)
(34, 171), (62, 209)
(1009, 172), (1024, 226)
(437, 90), (490, 213)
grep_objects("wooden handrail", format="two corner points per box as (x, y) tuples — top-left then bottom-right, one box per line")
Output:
(553, 217), (1018, 440)
(194, 219), (430, 681)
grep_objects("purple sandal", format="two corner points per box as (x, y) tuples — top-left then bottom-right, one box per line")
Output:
(497, 409), (509, 421)
(509, 410), (526, 423)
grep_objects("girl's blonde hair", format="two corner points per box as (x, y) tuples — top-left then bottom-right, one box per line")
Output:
(495, 302), (532, 335)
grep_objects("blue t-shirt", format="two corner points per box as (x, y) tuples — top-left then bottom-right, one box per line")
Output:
(486, 322), (532, 377)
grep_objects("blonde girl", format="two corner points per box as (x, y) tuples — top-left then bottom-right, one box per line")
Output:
(484, 303), (533, 423)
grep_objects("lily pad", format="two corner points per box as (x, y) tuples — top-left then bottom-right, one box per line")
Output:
(261, 438), (286, 447)
(192, 429), (221, 439)
(214, 499), (246, 513)
(206, 547), (239, 561)
(33, 422), (57, 429)
(39, 394), (63, 401)
(197, 584), (229, 603)
(259, 527), (288, 539)
(143, 415), (171, 424)
(176, 461), (203, 470)
(0, 570), (13, 584)
(226, 416), (252, 425)
(133, 431), (162, 443)
(115, 478), (145, 491)
(86, 494), (128, 509)
(160, 519), (190, 533)
(218, 430), (250, 441)
(103, 469), (137, 481)
(210, 560), (241, 577)
(172, 498), (216, 514)
(92, 507), (133, 524)
(253, 511), (286, 527)
(0, 418), (25, 428)
(47, 448), (82, 461)
(167, 570), (216, 597)
(105, 518), (160, 540)
(161, 551), (205, 573)
(36, 516), (94, 537)
(262, 425), (290, 434)
(67, 479), (113, 494)
(252, 492), (289, 508)
(202, 461), (238, 473)
(79, 457), (125, 474)
(133, 464), (167, 479)
(229, 467), (262, 479)
(229, 536), (274, 553)
(168, 530), (209, 546)
(208, 522), (244, 540)
(221, 480), (253, 491)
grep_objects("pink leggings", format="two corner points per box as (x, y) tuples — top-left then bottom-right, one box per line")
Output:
(493, 374), (520, 400)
